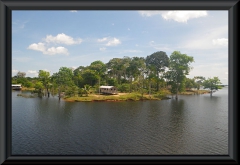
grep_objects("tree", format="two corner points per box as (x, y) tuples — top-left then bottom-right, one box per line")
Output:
(52, 67), (74, 100)
(145, 51), (169, 91)
(185, 78), (196, 90)
(38, 70), (51, 97)
(89, 60), (107, 94)
(126, 57), (146, 92)
(34, 82), (44, 97)
(202, 77), (222, 97)
(194, 76), (205, 94)
(16, 71), (26, 78)
(167, 51), (194, 99)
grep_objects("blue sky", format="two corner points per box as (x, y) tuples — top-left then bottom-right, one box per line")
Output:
(12, 10), (228, 84)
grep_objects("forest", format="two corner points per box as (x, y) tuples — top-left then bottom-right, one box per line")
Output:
(12, 50), (223, 101)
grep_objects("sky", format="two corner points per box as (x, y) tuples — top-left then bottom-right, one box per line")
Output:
(12, 10), (228, 85)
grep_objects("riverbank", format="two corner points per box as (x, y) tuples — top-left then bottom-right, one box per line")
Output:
(15, 89), (210, 101)
(64, 92), (170, 102)
(63, 90), (209, 102)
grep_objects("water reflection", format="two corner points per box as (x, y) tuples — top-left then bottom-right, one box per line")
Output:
(12, 88), (228, 155)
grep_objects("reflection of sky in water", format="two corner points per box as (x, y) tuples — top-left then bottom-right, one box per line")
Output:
(12, 88), (228, 155)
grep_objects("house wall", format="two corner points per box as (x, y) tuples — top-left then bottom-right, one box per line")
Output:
(100, 88), (117, 94)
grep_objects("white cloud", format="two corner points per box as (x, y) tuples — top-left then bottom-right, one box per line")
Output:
(98, 37), (108, 42)
(180, 26), (228, 50)
(45, 33), (82, 45)
(139, 11), (163, 17)
(162, 11), (207, 23)
(139, 10), (208, 23)
(46, 47), (69, 55)
(28, 42), (69, 55)
(70, 10), (77, 12)
(100, 47), (106, 51)
(106, 38), (121, 46)
(28, 42), (46, 52)
(212, 38), (228, 46)
(97, 37), (121, 46)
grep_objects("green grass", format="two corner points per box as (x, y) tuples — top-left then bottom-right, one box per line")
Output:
(63, 92), (170, 102)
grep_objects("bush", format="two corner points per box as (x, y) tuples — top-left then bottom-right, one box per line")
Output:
(117, 83), (130, 92)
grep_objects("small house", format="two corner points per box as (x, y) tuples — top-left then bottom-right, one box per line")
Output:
(99, 86), (118, 95)
(12, 84), (22, 90)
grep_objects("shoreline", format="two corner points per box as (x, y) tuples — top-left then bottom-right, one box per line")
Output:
(15, 89), (210, 102)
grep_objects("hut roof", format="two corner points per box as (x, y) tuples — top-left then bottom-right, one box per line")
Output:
(100, 86), (115, 89)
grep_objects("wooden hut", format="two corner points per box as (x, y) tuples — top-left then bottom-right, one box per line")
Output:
(99, 86), (118, 94)
(12, 84), (22, 90)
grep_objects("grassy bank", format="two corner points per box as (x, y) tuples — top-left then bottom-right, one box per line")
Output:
(21, 87), (35, 91)
(180, 89), (210, 95)
(63, 89), (209, 102)
(64, 92), (171, 102)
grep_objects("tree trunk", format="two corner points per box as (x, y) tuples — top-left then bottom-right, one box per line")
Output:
(176, 84), (178, 100)
(58, 87), (61, 101)
(47, 88), (50, 97)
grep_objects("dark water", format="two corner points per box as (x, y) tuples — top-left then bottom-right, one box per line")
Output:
(12, 87), (228, 155)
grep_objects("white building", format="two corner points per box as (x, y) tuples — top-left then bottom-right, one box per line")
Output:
(99, 86), (118, 94)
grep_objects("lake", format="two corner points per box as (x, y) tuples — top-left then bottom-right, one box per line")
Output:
(12, 87), (228, 155)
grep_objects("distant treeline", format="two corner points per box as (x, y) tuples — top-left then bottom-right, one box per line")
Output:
(12, 50), (222, 99)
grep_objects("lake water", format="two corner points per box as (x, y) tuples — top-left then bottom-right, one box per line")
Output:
(12, 87), (228, 155)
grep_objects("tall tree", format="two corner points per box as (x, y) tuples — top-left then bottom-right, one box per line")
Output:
(52, 67), (74, 100)
(145, 51), (169, 91)
(89, 60), (107, 94)
(16, 71), (26, 78)
(167, 51), (194, 99)
(38, 70), (51, 97)
(202, 77), (222, 97)
(126, 57), (146, 92)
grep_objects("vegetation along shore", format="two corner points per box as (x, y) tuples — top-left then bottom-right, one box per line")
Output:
(13, 50), (223, 101)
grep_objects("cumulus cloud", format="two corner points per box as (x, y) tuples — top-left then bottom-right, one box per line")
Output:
(28, 42), (46, 52)
(97, 37), (121, 46)
(28, 42), (69, 55)
(106, 38), (121, 46)
(45, 33), (82, 45)
(100, 47), (106, 51)
(139, 10), (208, 23)
(212, 38), (228, 46)
(46, 47), (69, 55)
(98, 37), (108, 42)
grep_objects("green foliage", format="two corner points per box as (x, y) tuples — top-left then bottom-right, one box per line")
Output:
(194, 76), (205, 90)
(185, 78), (196, 90)
(202, 77), (222, 96)
(145, 51), (169, 73)
(117, 83), (130, 92)
(65, 85), (79, 97)
(167, 51), (194, 98)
